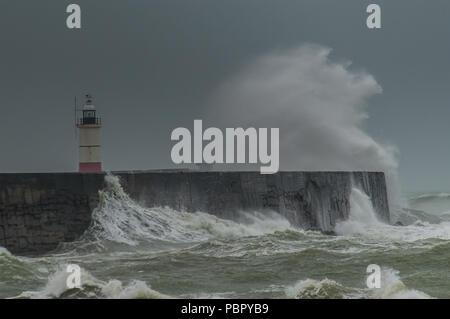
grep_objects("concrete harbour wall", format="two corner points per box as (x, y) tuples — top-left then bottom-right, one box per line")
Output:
(0, 171), (389, 255)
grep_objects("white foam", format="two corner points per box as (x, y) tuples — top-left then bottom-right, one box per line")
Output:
(335, 187), (450, 243)
(0, 247), (12, 258)
(285, 278), (355, 299)
(371, 268), (431, 299)
(335, 187), (382, 235)
(285, 268), (431, 299)
(86, 174), (294, 246)
(101, 279), (171, 299)
(15, 264), (171, 299)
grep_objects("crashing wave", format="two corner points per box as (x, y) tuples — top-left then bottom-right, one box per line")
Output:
(13, 264), (171, 299)
(370, 268), (431, 299)
(335, 187), (450, 243)
(285, 268), (431, 299)
(83, 174), (294, 246)
(285, 278), (356, 299)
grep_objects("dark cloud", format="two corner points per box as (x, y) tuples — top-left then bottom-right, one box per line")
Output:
(0, 1), (449, 193)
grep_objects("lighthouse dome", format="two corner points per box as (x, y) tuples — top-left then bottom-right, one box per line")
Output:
(83, 103), (95, 110)
(83, 93), (95, 110)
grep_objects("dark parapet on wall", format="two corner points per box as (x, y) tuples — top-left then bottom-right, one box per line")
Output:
(0, 171), (390, 255)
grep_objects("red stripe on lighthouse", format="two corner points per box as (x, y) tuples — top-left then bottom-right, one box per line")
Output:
(79, 162), (102, 172)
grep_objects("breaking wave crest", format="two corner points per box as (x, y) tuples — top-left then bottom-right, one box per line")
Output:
(335, 187), (450, 243)
(408, 192), (450, 217)
(285, 268), (431, 299)
(285, 278), (356, 299)
(14, 265), (171, 299)
(84, 174), (294, 246)
(371, 268), (431, 299)
(410, 193), (450, 201)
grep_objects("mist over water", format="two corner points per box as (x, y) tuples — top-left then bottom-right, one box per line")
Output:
(0, 175), (449, 299)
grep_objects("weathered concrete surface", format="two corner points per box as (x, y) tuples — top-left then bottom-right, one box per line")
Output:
(0, 171), (389, 255)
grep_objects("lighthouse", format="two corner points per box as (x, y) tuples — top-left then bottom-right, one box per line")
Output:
(76, 94), (102, 172)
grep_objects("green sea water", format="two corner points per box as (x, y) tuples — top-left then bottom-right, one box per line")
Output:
(1, 175), (449, 299)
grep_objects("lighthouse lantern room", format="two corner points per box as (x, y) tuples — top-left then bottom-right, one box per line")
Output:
(76, 94), (102, 172)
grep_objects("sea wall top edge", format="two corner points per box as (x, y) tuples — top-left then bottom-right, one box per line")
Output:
(0, 170), (386, 175)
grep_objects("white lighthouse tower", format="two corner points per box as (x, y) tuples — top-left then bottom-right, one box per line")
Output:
(76, 94), (102, 172)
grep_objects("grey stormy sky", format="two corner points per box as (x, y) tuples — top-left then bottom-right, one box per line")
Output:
(0, 0), (450, 194)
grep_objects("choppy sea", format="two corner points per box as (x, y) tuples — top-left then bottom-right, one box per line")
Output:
(1, 175), (449, 299)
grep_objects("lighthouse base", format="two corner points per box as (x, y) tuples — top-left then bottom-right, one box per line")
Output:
(79, 162), (102, 173)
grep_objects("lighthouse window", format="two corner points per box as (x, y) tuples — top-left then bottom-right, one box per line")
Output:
(84, 111), (95, 118)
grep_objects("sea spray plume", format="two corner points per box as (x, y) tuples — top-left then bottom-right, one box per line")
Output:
(207, 44), (402, 214)
(335, 187), (383, 235)
(335, 187), (450, 243)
